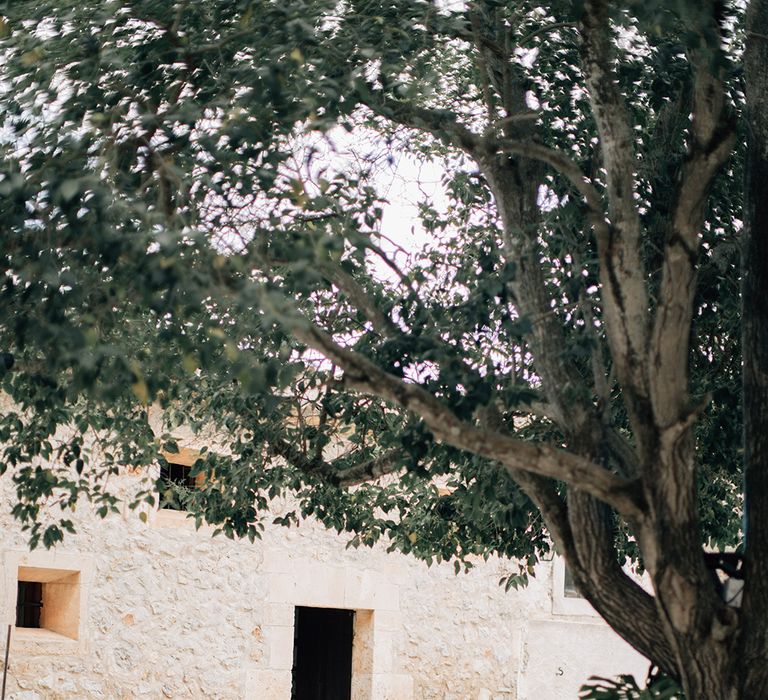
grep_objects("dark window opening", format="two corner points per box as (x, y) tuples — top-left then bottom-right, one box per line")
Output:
(291, 607), (354, 700)
(159, 462), (197, 510)
(16, 581), (43, 628)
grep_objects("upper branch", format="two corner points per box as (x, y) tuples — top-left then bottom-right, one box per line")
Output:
(580, 0), (651, 414)
(360, 90), (482, 154)
(361, 92), (611, 237)
(650, 4), (736, 427)
(492, 137), (608, 226)
(579, 1), (644, 242)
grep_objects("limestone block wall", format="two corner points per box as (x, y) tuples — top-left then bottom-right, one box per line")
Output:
(0, 461), (647, 700)
(1, 492), (270, 698)
(0, 465), (527, 699)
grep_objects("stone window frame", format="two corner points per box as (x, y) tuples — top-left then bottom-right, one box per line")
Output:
(1, 549), (93, 655)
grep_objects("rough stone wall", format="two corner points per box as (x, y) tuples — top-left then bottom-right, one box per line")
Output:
(0, 465), (526, 699)
(1, 485), (269, 699)
(0, 458), (646, 700)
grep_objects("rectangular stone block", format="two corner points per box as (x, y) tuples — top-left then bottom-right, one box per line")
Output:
(344, 569), (399, 611)
(245, 669), (293, 700)
(265, 602), (295, 627)
(268, 565), (347, 608)
(370, 673), (414, 700)
(267, 625), (295, 671)
(351, 673), (374, 700)
(371, 609), (400, 632)
(371, 630), (394, 673)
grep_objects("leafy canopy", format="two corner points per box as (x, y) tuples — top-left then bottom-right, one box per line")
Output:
(0, 0), (742, 584)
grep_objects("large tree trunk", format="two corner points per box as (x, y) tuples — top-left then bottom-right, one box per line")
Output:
(639, 2), (768, 696)
(739, 1), (768, 697)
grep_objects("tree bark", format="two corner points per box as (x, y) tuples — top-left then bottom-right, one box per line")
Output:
(480, 151), (678, 672)
(740, 1), (768, 697)
(567, 490), (678, 675)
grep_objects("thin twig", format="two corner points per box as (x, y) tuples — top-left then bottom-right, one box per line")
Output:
(518, 21), (577, 46)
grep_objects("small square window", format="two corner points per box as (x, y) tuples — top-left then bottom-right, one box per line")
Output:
(16, 567), (81, 640)
(158, 461), (202, 511)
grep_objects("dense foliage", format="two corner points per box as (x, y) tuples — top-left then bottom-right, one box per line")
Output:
(0, 0), (742, 553)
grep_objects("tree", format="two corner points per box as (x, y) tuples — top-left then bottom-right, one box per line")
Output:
(0, 0), (765, 696)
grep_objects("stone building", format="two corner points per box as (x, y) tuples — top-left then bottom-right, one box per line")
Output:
(0, 431), (648, 699)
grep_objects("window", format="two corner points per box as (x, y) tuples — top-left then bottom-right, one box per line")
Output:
(15, 566), (81, 640)
(1, 551), (91, 653)
(157, 448), (206, 511)
(563, 565), (584, 599)
(158, 461), (200, 510)
(552, 556), (596, 616)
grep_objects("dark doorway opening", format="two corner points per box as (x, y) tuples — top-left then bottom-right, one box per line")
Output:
(291, 606), (354, 700)
(16, 581), (43, 628)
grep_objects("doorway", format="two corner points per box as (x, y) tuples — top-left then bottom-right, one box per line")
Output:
(291, 606), (354, 700)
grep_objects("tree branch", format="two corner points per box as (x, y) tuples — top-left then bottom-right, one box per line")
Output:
(527, 400), (640, 477)
(268, 437), (406, 487)
(650, 5), (735, 428)
(291, 322), (646, 519)
(508, 470), (675, 672)
(579, 0), (651, 418)
(360, 91), (482, 154)
(568, 490), (678, 675)
(317, 261), (399, 337)
(518, 21), (577, 47)
(332, 448), (407, 487)
(492, 138), (606, 221)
